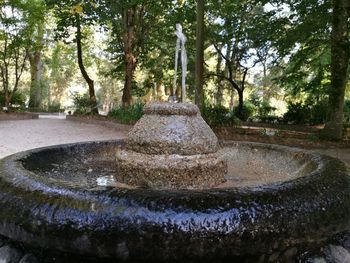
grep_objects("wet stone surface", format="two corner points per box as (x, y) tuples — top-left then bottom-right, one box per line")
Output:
(1, 103), (350, 262)
(2, 232), (350, 262)
(20, 142), (315, 190)
(1, 140), (350, 262)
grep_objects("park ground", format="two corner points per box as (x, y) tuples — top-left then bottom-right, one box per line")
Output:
(0, 116), (129, 159)
(1, 116), (350, 166)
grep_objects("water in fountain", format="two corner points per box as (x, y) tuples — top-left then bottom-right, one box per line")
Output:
(1, 101), (350, 262)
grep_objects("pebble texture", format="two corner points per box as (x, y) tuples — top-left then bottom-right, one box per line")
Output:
(118, 102), (227, 188)
(18, 254), (39, 263)
(1, 141), (350, 261)
(0, 246), (23, 263)
(116, 149), (227, 189)
(126, 102), (218, 155)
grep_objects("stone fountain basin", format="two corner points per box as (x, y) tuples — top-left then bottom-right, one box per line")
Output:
(0, 140), (350, 261)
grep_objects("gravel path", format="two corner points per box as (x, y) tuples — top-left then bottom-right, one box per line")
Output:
(0, 117), (128, 158)
(1, 117), (350, 166)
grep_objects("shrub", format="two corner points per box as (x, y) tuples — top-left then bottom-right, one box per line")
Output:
(108, 103), (144, 124)
(257, 101), (277, 119)
(71, 92), (95, 115)
(48, 103), (64, 113)
(343, 100), (350, 124)
(0, 91), (26, 109)
(283, 100), (327, 125)
(202, 104), (240, 127)
(234, 102), (255, 121)
(283, 102), (310, 124)
(310, 100), (327, 125)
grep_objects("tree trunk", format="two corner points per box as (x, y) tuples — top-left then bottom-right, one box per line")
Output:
(28, 50), (42, 109)
(237, 89), (244, 119)
(156, 81), (163, 101)
(75, 14), (98, 114)
(215, 46), (223, 105)
(122, 9), (136, 108)
(195, 0), (205, 110)
(322, 0), (350, 140)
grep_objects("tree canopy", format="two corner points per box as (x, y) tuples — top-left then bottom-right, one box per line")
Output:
(0, 0), (349, 138)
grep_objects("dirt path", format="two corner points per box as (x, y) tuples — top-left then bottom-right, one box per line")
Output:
(0, 118), (129, 158)
(1, 117), (350, 167)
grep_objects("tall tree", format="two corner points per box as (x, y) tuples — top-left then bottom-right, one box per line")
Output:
(102, 1), (192, 106)
(207, 1), (263, 119)
(26, 0), (46, 110)
(195, 0), (204, 109)
(322, 0), (350, 139)
(0, 0), (29, 108)
(46, 0), (98, 114)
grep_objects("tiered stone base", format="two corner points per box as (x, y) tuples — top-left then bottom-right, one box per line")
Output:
(116, 149), (227, 189)
(116, 102), (228, 189)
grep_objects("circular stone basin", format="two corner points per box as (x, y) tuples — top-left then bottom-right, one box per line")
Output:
(0, 140), (350, 261)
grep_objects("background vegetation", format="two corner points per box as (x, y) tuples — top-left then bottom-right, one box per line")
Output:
(0, 0), (349, 139)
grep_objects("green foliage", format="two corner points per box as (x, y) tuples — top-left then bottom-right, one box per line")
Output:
(202, 104), (240, 127)
(283, 102), (310, 124)
(234, 103), (255, 122)
(257, 101), (276, 118)
(0, 91), (26, 108)
(343, 100), (350, 124)
(108, 103), (144, 124)
(71, 92), (94, 115)
(47, 103), (64, 113)
(283, 100), (328, 125)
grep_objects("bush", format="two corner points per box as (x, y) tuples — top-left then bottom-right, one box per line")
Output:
(71, 93), (95, 115)
(0, 91), (26, 109)
(108, 103), (144, 124)
(257, 101), (276, 118)
(234, 102), (255, 121)
(48, 103), (64, 113)
(283, 100), (327, 125)
(283, 102), (310, 124)
(202, 104), (240, 126)
(343, 100), (350, 124)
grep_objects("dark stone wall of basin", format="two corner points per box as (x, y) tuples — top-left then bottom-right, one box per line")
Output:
(0, 141), (350, 262)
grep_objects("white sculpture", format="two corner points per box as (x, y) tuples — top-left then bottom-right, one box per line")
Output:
(173, 24), (187, 102)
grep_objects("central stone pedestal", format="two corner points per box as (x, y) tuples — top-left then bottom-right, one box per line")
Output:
(115, 102), (227, 189)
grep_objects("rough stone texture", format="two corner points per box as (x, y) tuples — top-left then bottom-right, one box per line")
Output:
(325, 245), (350, 263)
(143, 102), (199, 116)
(1, 141), (350, 261)
(126, 102), (218, 155)
(119, 102), (227, 189)
(19, 254), (38, 263)
(116, 149), (227, 189)
(306, 258), (327, 263)
(0, 236), (8, 247)
(282, 247), (298, 263)
(0, 112), (38, 121)
(0, 245), (23, 263)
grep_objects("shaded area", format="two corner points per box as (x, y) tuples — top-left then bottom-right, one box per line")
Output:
(0, 141), (349, 262)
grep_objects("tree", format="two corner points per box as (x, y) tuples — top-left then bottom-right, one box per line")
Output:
(195, 0), (204, 109)
(48, 41), (77, 107)
(207, 1), (263, 119)
(46, 0), (98, 114)
(101, 1), (194, 106)
(322, 0), (350, 140)
(0, 0), (29, 108)
(26, 0), (46, 110)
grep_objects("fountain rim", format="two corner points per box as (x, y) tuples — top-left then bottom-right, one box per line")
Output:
(0, 140), (331, 195)
(0, 140), (350, 260)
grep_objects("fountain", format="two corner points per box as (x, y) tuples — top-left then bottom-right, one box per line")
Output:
(0, 101), (350, 262)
